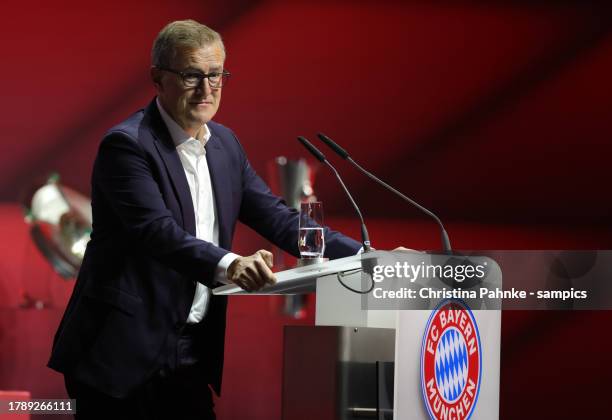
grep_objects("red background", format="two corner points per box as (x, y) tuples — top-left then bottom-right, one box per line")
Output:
(1, 1), (611, 419)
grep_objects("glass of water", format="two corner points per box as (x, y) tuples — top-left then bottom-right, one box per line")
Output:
(298, 201), (325, 259)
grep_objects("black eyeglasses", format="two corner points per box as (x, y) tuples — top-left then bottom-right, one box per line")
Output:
(156, 67), (231, 89)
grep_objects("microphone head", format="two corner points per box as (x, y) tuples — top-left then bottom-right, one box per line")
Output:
(317, 132), (350, 159)
(297, 136), (327, 163)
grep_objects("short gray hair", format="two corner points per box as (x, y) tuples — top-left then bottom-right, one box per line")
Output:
(152, 20), (225, 67)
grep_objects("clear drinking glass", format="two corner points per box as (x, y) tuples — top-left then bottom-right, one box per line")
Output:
(298, 201), (325, 259)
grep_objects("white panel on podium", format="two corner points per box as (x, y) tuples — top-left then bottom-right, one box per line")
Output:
(315, 270), (397, 328)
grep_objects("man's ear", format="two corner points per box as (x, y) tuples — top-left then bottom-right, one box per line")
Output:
(151, 66), (163, 90)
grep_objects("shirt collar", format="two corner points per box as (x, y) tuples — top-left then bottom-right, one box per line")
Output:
(156, 97), (211, 148)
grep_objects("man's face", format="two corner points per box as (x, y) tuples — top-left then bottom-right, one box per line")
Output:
(152, 43), (225, 134)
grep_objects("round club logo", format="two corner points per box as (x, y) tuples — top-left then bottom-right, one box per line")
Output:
(421, 299), (482, 420)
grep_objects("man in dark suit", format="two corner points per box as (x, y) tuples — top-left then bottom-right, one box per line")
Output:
(48, 19), (361, 420)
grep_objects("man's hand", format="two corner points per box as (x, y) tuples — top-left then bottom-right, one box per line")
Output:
(393, 246), (421, 253)
(227, 250), (276, 292)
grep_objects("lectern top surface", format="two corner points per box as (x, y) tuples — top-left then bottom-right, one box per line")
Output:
(212, 253), (364, 296)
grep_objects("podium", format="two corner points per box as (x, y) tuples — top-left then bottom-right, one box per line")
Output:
(213, 251), (501, 420)
(213, 253), (395, 327)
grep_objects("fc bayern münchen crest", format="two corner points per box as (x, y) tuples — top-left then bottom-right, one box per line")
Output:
(420, 299), (482, 420)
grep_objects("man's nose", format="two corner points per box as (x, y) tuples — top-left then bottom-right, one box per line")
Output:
(194, 77), (212, 95)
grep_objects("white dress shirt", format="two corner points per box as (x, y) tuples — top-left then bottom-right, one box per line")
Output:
(157, 99), (238, 324)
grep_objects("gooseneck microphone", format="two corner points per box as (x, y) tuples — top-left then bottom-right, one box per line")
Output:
(316, 132), (452, 254)
(296, 136), (372, 253)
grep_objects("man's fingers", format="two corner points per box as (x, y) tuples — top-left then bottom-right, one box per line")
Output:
(236, 271), (256, 292)
(257, 249), (274, 269)
(228, 260), (254, 292)
(228, 251), (276, 292)
(254, 258), (277, 286)
(234, 279), (249, 292)
(393, 246), (420, 253)
(245, 258), (269, 288)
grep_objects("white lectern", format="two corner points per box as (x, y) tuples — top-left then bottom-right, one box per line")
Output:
(214, 251), (501, 420)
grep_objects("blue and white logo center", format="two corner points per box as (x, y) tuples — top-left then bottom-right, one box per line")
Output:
(435, 327), (469, 403)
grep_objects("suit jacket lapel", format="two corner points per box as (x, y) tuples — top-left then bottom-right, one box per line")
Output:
(144, 100), (197, 236)
(205, 129), (232, 249)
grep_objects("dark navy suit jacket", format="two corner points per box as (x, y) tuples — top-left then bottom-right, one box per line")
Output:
(48, 99), (361, 398)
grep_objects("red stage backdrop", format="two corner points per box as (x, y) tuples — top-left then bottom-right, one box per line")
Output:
(0, 1), (611, 419)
